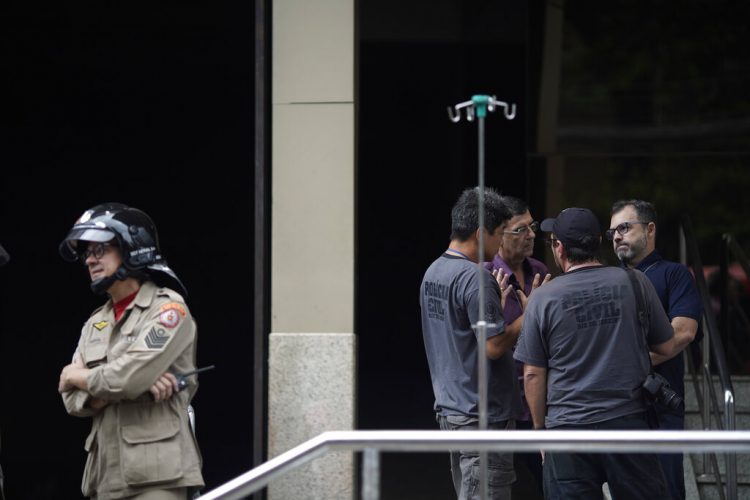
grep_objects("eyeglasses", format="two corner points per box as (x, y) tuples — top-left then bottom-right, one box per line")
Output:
(81, 242), (116, 261)
(605, 221), (650, 240)
(504, 221), (539, 236)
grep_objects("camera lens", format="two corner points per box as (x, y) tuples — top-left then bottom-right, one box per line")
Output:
(659, 387), (683, 410)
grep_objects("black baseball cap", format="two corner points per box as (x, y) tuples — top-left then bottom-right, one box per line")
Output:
(540, 208), (601, 247)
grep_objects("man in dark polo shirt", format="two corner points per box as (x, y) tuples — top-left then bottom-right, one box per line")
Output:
(609, 199), (703, 500)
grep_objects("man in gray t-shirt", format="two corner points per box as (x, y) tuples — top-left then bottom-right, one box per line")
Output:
(420, 187), (520, 500)
(514, 207), (677, 500)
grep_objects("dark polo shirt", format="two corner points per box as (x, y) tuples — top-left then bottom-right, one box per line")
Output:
(633, 250), (703, 415)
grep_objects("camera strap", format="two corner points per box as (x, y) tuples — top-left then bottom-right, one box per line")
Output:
(625, 268), (651, 366)
(626, 268), (661, 428)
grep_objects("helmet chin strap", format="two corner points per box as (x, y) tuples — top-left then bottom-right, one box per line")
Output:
(90, 266), (130, 295)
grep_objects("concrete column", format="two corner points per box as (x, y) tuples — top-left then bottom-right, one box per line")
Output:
(269, 0), (355, 498)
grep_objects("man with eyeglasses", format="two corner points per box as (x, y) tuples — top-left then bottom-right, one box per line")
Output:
(420, 187), (521, 500)
(515, 207), (677, 499)
(484, 196), (550, 499)
(609, 199), (702, 500)
(57, 203), (204, 500)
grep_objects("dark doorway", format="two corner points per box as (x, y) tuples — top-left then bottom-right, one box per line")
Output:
(357, 1), (532, 498)
(1, 3), (255, 497)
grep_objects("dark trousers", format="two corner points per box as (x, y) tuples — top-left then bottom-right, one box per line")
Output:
(513, 419), (544, 500)
(543, 414), (668, 500)
(655, 410), (686, 500)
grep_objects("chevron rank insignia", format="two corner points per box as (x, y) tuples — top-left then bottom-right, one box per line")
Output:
(93, 321), (109, 331)
(145, 327), (170, 349)
(158, 308), (181, 328)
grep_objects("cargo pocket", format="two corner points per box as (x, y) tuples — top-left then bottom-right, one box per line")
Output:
(120, 418), (184, 486)
(81, 429), (100, 497)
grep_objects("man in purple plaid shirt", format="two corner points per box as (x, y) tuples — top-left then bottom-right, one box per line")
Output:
(485, 196), (550, 499)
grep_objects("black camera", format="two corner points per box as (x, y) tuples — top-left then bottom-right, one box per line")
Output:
(642, 372), (683, 410)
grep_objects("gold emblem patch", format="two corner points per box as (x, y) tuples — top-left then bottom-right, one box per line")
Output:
(93, 321), (109, 331)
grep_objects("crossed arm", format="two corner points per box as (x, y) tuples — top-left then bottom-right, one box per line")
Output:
(650, 316), (698, 365)
(59, 354), (181, 406)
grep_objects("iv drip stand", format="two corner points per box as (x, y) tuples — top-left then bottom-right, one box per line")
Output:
(447, 95), (517, 500)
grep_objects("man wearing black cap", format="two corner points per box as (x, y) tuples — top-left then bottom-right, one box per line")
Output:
(514, 207), (678, 499)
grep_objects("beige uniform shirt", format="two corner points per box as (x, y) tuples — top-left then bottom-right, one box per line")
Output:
(62, 281), (204, 499)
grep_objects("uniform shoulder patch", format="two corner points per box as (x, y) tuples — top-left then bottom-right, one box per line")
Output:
(93, 321), (109, 331)
(158, 308), (182, 329)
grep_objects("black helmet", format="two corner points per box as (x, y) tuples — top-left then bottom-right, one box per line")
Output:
(59, 203), (187, 295)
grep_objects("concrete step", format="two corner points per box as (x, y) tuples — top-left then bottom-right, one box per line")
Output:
(695, 473), (750, 500)
(684, 374), (750, 416)
(684, 374), (750, 499)
(689, 451), (750, 477)
(686, 412), (750, 431)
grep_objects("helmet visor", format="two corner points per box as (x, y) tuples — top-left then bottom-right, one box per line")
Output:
(59, 227), (116, 262)
(68, 228), (117, 244)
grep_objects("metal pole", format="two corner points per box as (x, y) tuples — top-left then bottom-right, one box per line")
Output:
(447, 94), (516, 500)
(361, 448), (381, 500)
(476, 110), (489, 500)
(702, 321), (711, 471)
(253, 1), (271, 498)
(725, 390), (737, 500)
(720, 235), (729, 351)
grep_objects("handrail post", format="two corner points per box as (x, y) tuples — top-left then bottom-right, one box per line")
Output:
(361, 448), (380, 500)
(720, 235), (729, 351)
(679, 222), (687, 267)
(725, 390), (737, 500)
(702, 318), (711, 470)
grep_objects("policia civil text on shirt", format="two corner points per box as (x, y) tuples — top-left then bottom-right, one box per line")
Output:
(57, 203), (204, 500)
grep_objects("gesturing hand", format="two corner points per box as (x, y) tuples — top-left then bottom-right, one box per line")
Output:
(531, 272), (552, 293)
(492, 268), (514, 310)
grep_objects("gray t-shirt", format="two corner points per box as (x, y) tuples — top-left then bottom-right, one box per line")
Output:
(514, 266), (673, 428)
(420, 254), (521, 422)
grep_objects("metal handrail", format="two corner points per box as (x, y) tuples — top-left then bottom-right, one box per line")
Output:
(682, 217), (736, 413)
(682, 216), (737, 499)
(724, 234), (750, 283)
(721, 234), (750, 370)
(197, 429), (750, 500)
(687, 348), (727, 500)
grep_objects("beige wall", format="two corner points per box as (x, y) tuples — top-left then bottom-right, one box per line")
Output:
(272, 0), (354, 333)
